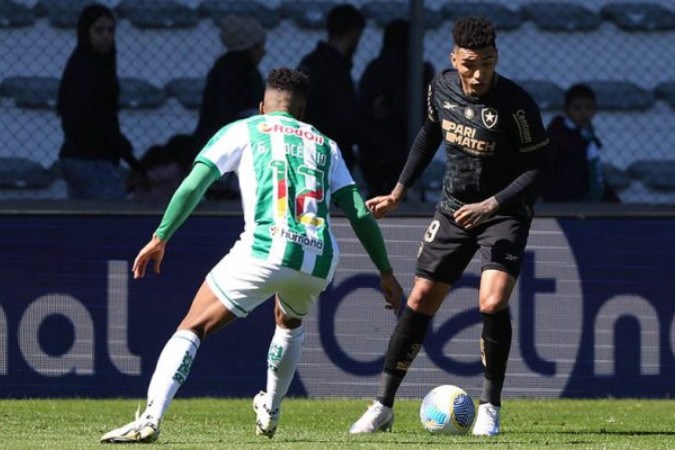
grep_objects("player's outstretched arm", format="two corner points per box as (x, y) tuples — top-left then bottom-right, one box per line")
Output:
(334, 184), (403, 313)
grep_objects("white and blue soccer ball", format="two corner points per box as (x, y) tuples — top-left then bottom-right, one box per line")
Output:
(420, 384), (475, 435)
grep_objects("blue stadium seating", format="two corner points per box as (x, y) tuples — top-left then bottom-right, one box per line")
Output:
(603, 163), (632, 191)
(581, 80), (655, 111)
(164, 77), (205, 110)
(119, 77), (165, 109)
(516, 80), (565, 111)
(521, 3), (602, 31)
(0, 76), (59, 109)
(627, 159), (675, 191)
(0, 0), (34, 27)
(361, 1), (443, 29)
(35, 0), (100, 28)
(280, 1), (336, 29)
(199, 0), (280, 29)
(601, 2), (675, 31)
(654, 81), (675, 108)
(441, 2), (522, 31)
(0, 156), (55, 189)
(117, 0), (200, 29)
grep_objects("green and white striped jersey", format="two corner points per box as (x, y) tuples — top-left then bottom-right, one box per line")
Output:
(196, 111), (354, 280)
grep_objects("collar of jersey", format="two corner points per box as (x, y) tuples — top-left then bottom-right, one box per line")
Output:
(267, 111), (294, 118)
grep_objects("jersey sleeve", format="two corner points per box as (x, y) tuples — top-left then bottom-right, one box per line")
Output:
(426, 76), (440, 123)
(194, 121), (248, 175)
(510, 92), (550, 155)
(329, 140), (356, 193)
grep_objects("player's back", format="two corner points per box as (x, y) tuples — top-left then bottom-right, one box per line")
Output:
(200, 111), (354, 280)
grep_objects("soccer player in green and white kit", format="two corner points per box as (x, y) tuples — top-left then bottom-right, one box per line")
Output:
(100, 68), (403, 444)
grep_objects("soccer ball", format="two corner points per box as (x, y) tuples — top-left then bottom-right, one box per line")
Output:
(420, 384), (475, 435)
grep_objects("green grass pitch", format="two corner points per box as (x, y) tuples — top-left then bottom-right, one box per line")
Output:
(1, 398), (673, 449)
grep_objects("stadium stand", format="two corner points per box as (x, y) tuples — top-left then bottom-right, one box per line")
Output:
(440, 2), (523, 31)
(0, 0), (34, 27)
(199, 0), (281, 28)
(0, 76), (59, 108)
(1, 0), (674, 203)
(601, 2), (675, 31)
(521, 3), (603, 31)
(628, 159), (675, 191)
(164, 77), (205, 110)
(117, 0), (200, 29)
(361, 1), (443, 29)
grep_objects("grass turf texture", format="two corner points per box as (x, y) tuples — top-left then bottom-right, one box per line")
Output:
(1, 398), (673, 449)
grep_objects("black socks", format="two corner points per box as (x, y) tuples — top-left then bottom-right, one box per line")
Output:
(480, 308), (512, 407)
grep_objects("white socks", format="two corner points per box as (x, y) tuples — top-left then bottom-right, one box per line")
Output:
(266, 325), (304, 411)
(144, 329), (201, 420)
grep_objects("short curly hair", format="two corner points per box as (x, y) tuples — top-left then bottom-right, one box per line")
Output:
(452, 16), (496, 50)
(267, 67), (309, 96)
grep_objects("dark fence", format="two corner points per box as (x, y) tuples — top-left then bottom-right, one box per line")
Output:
(1, 0), (674, 204)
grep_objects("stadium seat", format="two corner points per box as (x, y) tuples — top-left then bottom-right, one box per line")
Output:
(164, 77), (205, 110)
(361, 1), (443, 29)
(0, 0), (35, 27)
(280, 1), (336, 29)
(515, 80), (565, 111)
(35, 0), (100, 28)
(521, 3), (602, 31)
(601, 2), (675, 32)
(627, 159), (675, 191)
(603, 163), (631, 191)
(440, 2), (522, 31)
(0, 76), (59, 109)
(199, 0), (280, 29)
(580, 80), (655, 111)
(654, 81), (675, 108)
(0, 156), (55, 189)
(119, 78), (165, 109)
(117, 0), (200, 29)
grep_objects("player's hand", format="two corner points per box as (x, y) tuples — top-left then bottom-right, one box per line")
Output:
(379, 270), (403, 314)
(366, 184), (406, 218)
(453, 197), (499, 229)
(132, 234), (167, 279)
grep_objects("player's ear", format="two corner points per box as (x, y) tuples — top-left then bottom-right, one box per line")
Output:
(259, 101), (265, 115)
(449, 49), (457, 69)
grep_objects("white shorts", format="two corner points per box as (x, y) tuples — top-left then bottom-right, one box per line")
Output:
(206, 252), (330, 319)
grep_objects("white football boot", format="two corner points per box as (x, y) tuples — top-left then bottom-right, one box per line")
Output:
(253, 391), (280, 438)
(100, 408), (160, 443)
(349, 401), (394, 434)
(472, 402), (501, 436)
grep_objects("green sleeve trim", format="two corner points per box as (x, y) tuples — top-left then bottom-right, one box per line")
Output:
(154, 161), (220, 241)
(333, 185), (392, 273)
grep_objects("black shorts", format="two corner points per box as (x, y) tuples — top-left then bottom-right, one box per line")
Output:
(415, 209), (532, 285)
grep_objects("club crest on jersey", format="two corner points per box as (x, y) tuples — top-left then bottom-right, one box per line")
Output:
(481, 108), (498, 129)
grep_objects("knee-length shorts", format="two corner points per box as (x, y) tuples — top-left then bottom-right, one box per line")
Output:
(415, 209), (532, 285)
(206, 252), (330, 319)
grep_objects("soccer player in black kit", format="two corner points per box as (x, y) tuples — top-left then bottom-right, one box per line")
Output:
(350, 17), (550, 436)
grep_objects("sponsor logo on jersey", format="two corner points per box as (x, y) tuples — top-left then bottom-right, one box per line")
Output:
(441, 119), (496, 156)
(513, 109), (532, 144)
(442, 101), (458, 110)
(258, 122), (325, 145)
(464, 107), (475, 119)
(481, 108), (498, 129)
(269, 225), (324, 254)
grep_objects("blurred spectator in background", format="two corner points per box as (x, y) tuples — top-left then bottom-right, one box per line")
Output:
(542, 84), (619, 202)
(57, 3), (141, 200)
(129, 134), (194, 202)
(357, 19), (435, 198)
(298, 4), (366, 172)
(193, 15), (266, 151)
(193, 15), (266, 200)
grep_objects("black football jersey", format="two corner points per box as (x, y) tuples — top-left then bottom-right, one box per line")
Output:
(428, 69), (549, 209)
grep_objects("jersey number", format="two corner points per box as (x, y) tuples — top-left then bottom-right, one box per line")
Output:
(271, 160), (325, 227)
